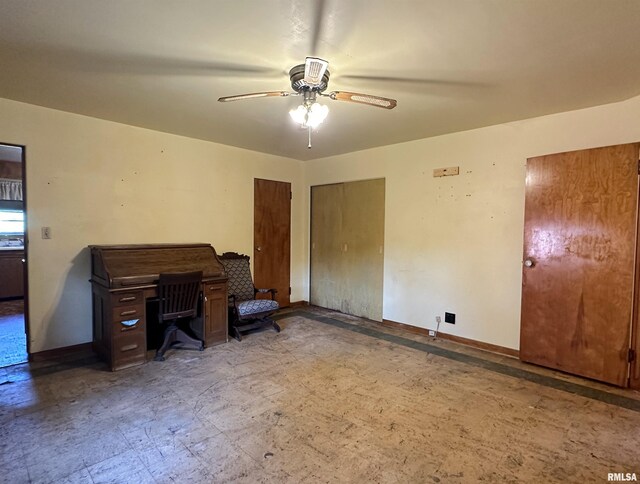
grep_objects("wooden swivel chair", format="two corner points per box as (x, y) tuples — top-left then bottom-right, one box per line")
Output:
(154, 270), (204, 361)
(219, 252), (280, 341)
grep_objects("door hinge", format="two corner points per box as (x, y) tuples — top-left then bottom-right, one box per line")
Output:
(290, 191), (292, 200)
(628, 348), (636, 362)
(637, 159), (640, 174)
(289, 286), (291, 295)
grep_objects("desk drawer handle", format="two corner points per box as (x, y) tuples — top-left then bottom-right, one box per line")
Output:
(209, 286), (222, 291)
(119, 296), (137, 303)
(120, 309), (138, 316)
(120, 343), (139, 352)
(118, 318), (140, 331)
(119, 319), (140, 331)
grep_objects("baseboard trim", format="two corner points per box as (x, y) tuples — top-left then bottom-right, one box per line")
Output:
(289, 300), (309, 308)
(29, 342), (94, 362)
(381, 318), (519, 358)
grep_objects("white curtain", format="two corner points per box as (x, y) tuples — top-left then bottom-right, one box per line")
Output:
(0, 178), (22, 201)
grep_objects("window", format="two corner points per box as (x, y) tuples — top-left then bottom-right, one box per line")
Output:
(0, 210), (24, 235)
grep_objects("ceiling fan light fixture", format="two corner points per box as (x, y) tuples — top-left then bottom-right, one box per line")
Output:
(289, 102), (328, 128)
(289, 105), (308, 125)
(307, 102), (329, 128)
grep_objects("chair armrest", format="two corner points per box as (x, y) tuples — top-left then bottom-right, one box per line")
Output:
(255, 288), (278, 300)
(228, 294), (237, 306)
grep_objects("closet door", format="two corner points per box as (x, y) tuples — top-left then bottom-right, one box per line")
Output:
(342, 179), (385, 321)
(310, 183), (345, 312)
(520, 143), (639, 386)
(310, 179), (385, 321)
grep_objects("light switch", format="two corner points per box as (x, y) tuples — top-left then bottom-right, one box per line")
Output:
(41, 226), (51, 239)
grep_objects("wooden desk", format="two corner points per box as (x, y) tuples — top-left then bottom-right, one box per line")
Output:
(89, 244), (228, 371)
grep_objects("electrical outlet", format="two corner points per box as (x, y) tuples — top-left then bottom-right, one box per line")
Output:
(435, 316), (441, 324)
(428, 330), (436, 337)
(41, 226), (51, 239)
(445, 312), (456, 324)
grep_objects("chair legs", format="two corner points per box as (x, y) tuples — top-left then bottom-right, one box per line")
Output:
(154, 321), (204, 361)
(230, 317), (281, 342)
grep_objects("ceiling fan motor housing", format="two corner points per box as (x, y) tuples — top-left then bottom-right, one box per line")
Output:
(289, 63), (330, 93)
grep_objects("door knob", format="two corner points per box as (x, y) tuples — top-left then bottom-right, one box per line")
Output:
(256, 246), (262, 252)
(524, 258), (535, 268)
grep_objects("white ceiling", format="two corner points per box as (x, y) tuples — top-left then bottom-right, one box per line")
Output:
(1, 1), (640, 161)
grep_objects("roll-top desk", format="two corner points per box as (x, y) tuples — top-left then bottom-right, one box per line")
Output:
(89, 243), (228, 371)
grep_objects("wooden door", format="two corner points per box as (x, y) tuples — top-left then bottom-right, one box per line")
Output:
(254, 179), (291, 307)
(310, 179), (385, 321)
(520, 143), (639, 386)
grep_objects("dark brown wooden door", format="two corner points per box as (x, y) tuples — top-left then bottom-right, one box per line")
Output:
(520, 143), (639, 386)
(254, 179), (291, 307)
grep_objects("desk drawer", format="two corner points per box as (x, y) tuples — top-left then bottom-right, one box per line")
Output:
(112, 304), (144, 336)
(112, 291), (143, 307)
(112, 304), (144, 322)
(205, 283), (225, 295)
(112, 316), (144, 336)
(112, 332), (146, 370)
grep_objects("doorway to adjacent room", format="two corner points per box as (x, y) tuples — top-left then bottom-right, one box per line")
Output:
(0, 143), (28, 367)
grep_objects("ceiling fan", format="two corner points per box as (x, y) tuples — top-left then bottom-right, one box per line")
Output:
(218, 57), (397, 148)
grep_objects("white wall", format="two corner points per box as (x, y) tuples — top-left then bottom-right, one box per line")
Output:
(0, 98), (305, 353)
(305, 95), (640, 350)
(4, 93), (640, 354)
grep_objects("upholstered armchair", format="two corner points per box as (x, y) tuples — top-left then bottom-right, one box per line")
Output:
(219, 252), (280, 341)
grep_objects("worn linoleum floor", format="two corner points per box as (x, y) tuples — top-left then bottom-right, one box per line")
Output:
(1, 307), (639, 483)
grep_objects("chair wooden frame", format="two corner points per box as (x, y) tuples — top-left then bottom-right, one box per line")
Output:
(219, 252), (281, 341)
(154, 270), (204, 361)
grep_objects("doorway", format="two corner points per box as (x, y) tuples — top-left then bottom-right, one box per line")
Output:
(254, 178), (291, 307)
(520, 143), (639, 387)
(310, 178), (385, 321)
(0, 143), (28, 367)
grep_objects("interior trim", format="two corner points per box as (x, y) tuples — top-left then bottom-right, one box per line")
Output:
(289, 300), (309, 308)
(382, 318), (519, 358)
(29, 342), (94, 362)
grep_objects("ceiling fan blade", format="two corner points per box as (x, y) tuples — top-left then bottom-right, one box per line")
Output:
(337, 75), (486, 95)
(329, 91), (397, 109)
(218, 91), (291, 102)
(339, 74), (480, 86)
(304, 57), (329, 86)
(34, 48), (284, 78)
(309, 0), (327, 56)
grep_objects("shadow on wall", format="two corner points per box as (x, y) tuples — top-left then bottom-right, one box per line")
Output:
(40, 247), (93, 353)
